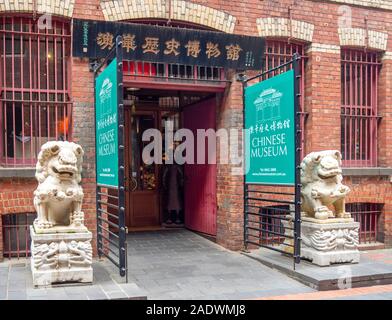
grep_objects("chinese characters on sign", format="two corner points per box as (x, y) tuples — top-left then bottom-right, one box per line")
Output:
(95, 58), (119, 188)
(96, 33), (242, 61)
(73, 19), (264, 70)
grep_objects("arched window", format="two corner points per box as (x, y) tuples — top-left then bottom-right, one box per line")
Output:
(0, 16), (72, 167)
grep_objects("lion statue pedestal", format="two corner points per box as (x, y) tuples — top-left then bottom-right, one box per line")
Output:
(30, 141), (93, 286)
(281, 150), (360, 266)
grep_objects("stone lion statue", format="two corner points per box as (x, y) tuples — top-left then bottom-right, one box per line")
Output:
(300, 150), (351, 220)
(33, 141), (86, 231)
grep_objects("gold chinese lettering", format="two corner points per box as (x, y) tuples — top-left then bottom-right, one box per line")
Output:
(142, 37), (160, 54)
(185, 40), (201, 58)
(206, 42), (221, 59)
(164, 38), (180, 56)
(96, 32), (114, 50)
(123, 33), (137, 53)
(225, 44), (242, 61)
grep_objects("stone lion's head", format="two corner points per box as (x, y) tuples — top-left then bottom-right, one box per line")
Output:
(301, 150), (342, 184)
(36, 141), (84, 183)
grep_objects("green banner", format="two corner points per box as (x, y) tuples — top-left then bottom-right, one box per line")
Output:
(245, 69), (295, 185)
(95, 58), (119, 187)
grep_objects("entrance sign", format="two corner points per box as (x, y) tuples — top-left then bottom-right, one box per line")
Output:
(73, 19), (265, 70)
(95, 58), (119, 188)
(242, 54), (302, 268)
(245, 70), (295, 185)
(94, 36), (128, 280)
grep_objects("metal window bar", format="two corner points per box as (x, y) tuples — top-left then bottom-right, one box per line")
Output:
(264, 40), (307, 159)
(242, 54), (302, 269)
(341, 49), (381, 167)
(2, 212), (36, 258)
(0, 16), (72, 167)
(346, 203), (382, 244)
(94, 36), (128, 282)
(122, 60), (226, 84)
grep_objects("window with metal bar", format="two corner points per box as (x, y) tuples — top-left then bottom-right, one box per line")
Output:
(0, 16), (72, 167)
(341, 49), (381, 167)
(264, 40), (306, 159)
(346, 203), (383, 244)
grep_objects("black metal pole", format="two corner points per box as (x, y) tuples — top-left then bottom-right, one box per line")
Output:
(94, 64), (103, 259)
(242, 78), (249, 252)
(116, 35), (127, 279)
(292, 53), (302, 266)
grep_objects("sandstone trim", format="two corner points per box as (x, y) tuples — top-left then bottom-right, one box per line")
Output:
(338, 27), (388, 51)
(307, 43), (341, 54)
(256, 17), (314, 42)
(100, 0), (236, 33)
(382, 51), (392, 60)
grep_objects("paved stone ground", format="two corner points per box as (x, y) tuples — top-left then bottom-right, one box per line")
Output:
(257, 284), (392, 300)
(0, 259), (146, 300)
(102, 229), (315, 300)
(245, 247), (392, 291)
(3, 229), (391, 300)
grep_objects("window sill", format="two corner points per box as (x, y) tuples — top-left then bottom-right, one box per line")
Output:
(342, 167), (392, 177)
(0, 168), (36, 178)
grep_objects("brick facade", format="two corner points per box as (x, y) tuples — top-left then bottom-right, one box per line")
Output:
(1, 0), (392, 258)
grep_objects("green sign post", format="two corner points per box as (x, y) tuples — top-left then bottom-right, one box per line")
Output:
(245, 69), (295, 185)
(95, 58), (119, 187)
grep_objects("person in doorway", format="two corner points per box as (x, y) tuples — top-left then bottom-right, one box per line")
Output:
(162, 161), (184, 226)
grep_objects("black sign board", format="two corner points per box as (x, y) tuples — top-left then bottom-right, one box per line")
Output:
(73, 19), (265, 70)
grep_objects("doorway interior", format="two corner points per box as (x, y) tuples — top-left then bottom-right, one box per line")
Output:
(123, 88), (218, 237)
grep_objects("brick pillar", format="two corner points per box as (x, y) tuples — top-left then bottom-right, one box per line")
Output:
(0, 215), (3, 261)
(216, 72), (244, 250)
(305, 47), (341, 152)
(378, 58), (392, 167)
(378, 57), (392, 246)
(71, 58), (97, 255)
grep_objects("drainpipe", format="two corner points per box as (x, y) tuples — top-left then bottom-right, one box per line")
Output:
(364, 16), (369, 52)
(288, 6), (293, 45)
(167, 0), (172, 26)
(33, 0), (37, 20)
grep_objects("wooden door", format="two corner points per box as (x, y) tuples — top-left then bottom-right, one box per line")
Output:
(124, 109), (160, 228)
(183, 98), (217, 236)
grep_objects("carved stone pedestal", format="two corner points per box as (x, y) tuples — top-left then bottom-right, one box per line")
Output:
(300, 217), (360, 266)
(30, 226), (93, 286)
(281, 216), (360, 266)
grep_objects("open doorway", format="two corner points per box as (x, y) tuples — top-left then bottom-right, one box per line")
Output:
(123, 88), (218, 237)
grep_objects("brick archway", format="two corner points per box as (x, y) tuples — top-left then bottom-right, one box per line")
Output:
(100, 0), (236, 33)
(0, 0), (75, 17)
(338, 27), (388, 51)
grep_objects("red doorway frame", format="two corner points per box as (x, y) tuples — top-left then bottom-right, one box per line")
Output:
(123, 75), (226, 236)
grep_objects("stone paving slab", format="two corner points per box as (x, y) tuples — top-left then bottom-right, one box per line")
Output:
(116, 229), (314, 299)
(1, 229), (315, 300)
(244, 248), (392, 291)
(0, 259), (147, 300)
